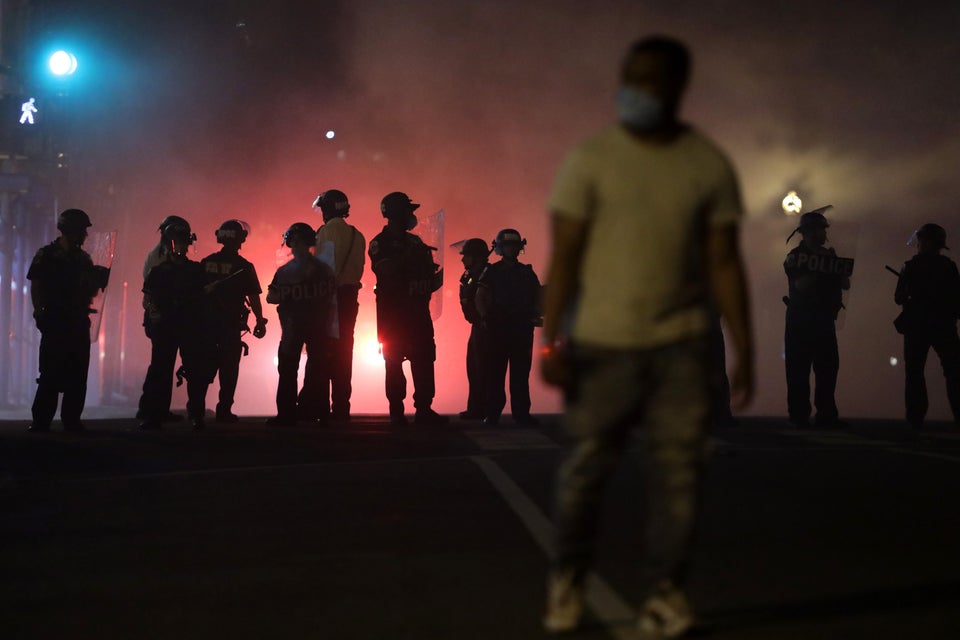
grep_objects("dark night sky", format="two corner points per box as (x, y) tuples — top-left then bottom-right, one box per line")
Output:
(24, 0), (960, 418)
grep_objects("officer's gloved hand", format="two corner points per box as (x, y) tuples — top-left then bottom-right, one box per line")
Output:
(252, 317), (268, 339)
(431, 268), (443, 293)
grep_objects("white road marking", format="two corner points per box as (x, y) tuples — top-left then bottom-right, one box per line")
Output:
(471, 455), (645, 639)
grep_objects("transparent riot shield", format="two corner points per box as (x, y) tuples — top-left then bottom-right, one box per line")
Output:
(416, 208), (445, 320)
(86, 230), (117, 342)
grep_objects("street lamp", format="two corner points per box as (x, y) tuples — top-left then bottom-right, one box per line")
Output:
(782, 190), (802, 215)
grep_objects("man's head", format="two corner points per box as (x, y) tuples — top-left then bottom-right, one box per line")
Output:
(492, 228), (526, 259)
(380, 192), (420, 230)
(459, 237), (490, 270)
(215, 219), (249, 249)
(57, 208), (91, 247)
(313, 189), (350, 222)
(914, 223), (948, 254)
(797, 210), (829, 247)
(158, 215), (195, 254)
(283, 222), (316, 256)
(617, 36), (690, 134)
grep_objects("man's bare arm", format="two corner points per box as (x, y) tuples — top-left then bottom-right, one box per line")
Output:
(706, 224), (755, 409)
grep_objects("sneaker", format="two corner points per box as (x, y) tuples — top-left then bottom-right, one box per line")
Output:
(636, 584), (694, 639)
(415, 409), (449, 425)
(215, 412), (239, 424)
(62, 421), (86, 433)
(138, 420), (162, 430)
(514, 414), (541, 426)
(543, 570), (584, 634)
(27, 423), (50, 433)
(191, 417), (206, 431)
(483, 415), (500, 426)
(458, 410), (484, 420)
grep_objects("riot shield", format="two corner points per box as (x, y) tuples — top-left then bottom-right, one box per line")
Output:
(417, 208), (445, 320)
(823, 218), (860, 330)
(86, 230), (117, 342)
(316, 239), (340, 339)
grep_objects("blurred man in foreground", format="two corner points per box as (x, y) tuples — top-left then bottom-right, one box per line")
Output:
(540, 35), (754, 637)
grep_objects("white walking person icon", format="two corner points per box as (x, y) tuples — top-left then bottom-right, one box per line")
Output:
(20, 97), (37, 125)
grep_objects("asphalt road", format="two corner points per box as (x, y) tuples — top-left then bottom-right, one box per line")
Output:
(2, 415), (959, 639)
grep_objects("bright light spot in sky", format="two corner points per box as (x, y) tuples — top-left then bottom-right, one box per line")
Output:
(49, 50), (78, 76)
(890, 356), (898, 366)
(782, 190), (802, 215)
(325, 130), (335, 139)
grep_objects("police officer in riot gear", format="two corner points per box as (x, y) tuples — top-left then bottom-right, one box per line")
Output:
(458, 238), (491, 420)
(266, 223), (336, 426)
(139, 220), (217, 430)
(894, 223), (960, 429)
(369, 192), (447, 425)
(200, 220), (267, 423)
(783, 207), (852, 428)
(136, 215), (198, 423)
(27, 208), (110, 432)
(312, 189), (366, 422)
(145, 215), (195, 280)
(476, 228), (542, 425)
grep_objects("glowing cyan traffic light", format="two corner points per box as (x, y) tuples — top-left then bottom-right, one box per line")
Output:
(48, 50), (78, 76)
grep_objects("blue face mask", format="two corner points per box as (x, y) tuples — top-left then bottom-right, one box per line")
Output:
(616, 86), (666, 132)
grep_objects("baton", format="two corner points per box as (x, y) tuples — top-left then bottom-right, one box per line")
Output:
(884, 265), (901, 277)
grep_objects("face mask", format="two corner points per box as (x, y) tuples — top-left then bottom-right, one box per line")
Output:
(406, 214), (418, 231)
(616, 86), (666, 132)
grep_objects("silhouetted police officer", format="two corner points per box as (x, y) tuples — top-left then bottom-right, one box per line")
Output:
(137, 215), (197, 423)
(27, 208), (109, 432)
(369, 192), (447, 425)
(139, 221), (217, 430)
(476, 228), (542, 425)
(200, 220), (267, 423)
(894, 223), (960, 428)
(783, 207), (851, 428)
(312, 189), (366, 422)
(457, 238), (491, 420)
(266, 223), (336, 426)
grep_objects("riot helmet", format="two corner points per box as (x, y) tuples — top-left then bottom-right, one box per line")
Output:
(158, 215), (196, 246)
(912, 222), (949, 250)
(215, 219), (250, 244)
(283, 222), (316, 248)
(380, 192), (420, 219)
(57, 208), (92, 233)
(313, 189), (350, 220)
(460, 238), (491, 258)
(786, 205), (831, 243)
(492, 228), (527, 256)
